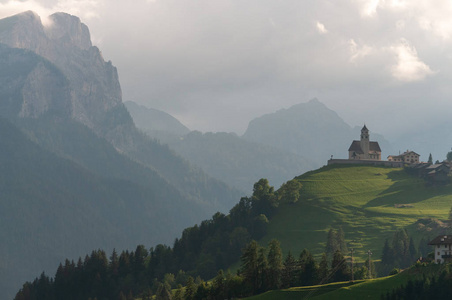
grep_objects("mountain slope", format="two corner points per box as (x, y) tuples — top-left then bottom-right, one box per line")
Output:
(0, 116), (201, 299)
(124, 101), (190, 139)
(166, 131), (315, 193)
(259, 164), (451, 261)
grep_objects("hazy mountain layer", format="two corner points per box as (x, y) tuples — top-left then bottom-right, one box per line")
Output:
(0, 11), (240, 213)
(0, 116), (204, 299)
(125, 101), (190, 138)
(165, 131), (315, 193)
(243, 98), (394, 166)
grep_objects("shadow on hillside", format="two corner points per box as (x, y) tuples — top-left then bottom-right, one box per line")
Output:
(363, 169), (452, 208)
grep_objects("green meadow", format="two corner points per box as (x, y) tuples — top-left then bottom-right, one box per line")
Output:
(260, 164), (452, 261)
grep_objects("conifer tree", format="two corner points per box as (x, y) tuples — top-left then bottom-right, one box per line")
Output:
(428, 153), (433, 164)
(184, 276), (196, 300)
(325, 229), (338, 257)
(331, 250), (350, 282)
(240, 240), (259, 294)
(257, 247), (269, 293)
(337, 227), (348, 254)
(282, 251), (297, 288)
(267, 239), (283, 290)
(318, 253), (329, 284)
(299, 249), (318, 286)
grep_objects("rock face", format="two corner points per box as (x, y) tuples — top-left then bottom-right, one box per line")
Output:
(0, 44), (72, 118)
(0, 11), (124, 132)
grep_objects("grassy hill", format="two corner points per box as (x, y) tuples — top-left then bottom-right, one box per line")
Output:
(260, 164), (452, 261)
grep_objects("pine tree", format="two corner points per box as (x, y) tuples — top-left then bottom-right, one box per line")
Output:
(331, 250), (350, 282)
(211, 270), (225, 299)
(299, 249), (318, 286)
(326, 229), (338, 257)
(381, 239), (394, 266)
(337, 227), (348, 254)
(318, 253), (329, 284)
(257, 247), (269, 293)
(240, 240), (259, 294)
(409, 237), (418, 262)
(282, 251), (297, 288)
(184, 276), (196, 300)
(267, 239), (283, 290)
(428, 153), (433, 164)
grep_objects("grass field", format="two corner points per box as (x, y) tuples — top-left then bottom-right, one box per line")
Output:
(245, 263), (443, 300)
(260, 164), (452, 261)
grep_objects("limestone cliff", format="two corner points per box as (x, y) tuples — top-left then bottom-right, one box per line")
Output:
(0, 11), (126, 132)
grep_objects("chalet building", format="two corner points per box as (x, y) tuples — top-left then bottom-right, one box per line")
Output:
(348, 125), (381, 160)
(388, 150), (420, 164)
(425, 163), (451, 183)
(428, 235), (452, 264)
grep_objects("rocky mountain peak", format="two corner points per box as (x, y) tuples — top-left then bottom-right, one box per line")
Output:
(0, 11), (47, 51)
(45, 13), (92, 50)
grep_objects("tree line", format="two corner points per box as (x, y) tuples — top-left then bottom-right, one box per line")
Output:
(15, 229), (379, 300)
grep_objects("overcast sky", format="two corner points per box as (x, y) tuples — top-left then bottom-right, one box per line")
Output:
(1, 0), (452, 137)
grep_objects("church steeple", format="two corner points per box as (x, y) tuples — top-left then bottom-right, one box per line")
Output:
(360, 124), (369, 154)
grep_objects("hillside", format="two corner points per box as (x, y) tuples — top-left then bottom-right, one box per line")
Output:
(0, 116), (202, 298)
(260, 164), (452, 261)
(155, 131), (315, 193)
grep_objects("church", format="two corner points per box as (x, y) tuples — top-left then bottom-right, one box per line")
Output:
(348, 125), (381, 160)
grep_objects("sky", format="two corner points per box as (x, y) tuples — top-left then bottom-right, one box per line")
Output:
(1, 0), (452, 138)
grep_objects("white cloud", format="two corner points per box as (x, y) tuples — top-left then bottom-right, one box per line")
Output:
(349, 39), (373, 62)
(358, 0), (380, 17)
(390, 39), (434, 82)
(316, 21), (328, 34)
(0, 0), (102, 22)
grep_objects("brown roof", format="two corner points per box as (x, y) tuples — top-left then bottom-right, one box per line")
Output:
(428, 235), (452, 245)
(348, 141), (381, 153)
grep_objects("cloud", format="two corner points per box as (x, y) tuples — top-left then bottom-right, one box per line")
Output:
(0, 0), (102, 22)
(390, 39), (435, 82)
(316, 21), (328, 34)
(349, 39), (373, 62)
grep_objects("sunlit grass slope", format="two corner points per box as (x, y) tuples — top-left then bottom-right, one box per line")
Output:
(261, 164), (452, 261)
(245, 263), (443, 300)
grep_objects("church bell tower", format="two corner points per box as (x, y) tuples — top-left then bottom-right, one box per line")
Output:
(360, 125), (369, 156)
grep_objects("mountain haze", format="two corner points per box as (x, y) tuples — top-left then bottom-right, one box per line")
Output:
(0, 11), (242, 298)
(0, 11), (240, 212)
(125, 101), (315, 193)
(124, 101), (190, 140)
(243, 99), (394, 166)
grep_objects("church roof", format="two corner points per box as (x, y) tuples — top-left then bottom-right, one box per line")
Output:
(362, 124), (368, 131)
(348, 141), (381, 153)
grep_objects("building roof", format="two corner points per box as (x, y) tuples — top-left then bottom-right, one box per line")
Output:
(348, 140), (381, 153)
(362, 124), (368, 131)
(428, 235), (452, 245)
(402, 151), (420, 156)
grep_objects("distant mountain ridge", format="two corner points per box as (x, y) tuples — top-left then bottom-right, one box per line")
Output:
(125, 101), (315, 193)
(243, 98), (394, 166)
(124, 101), (190, 137)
